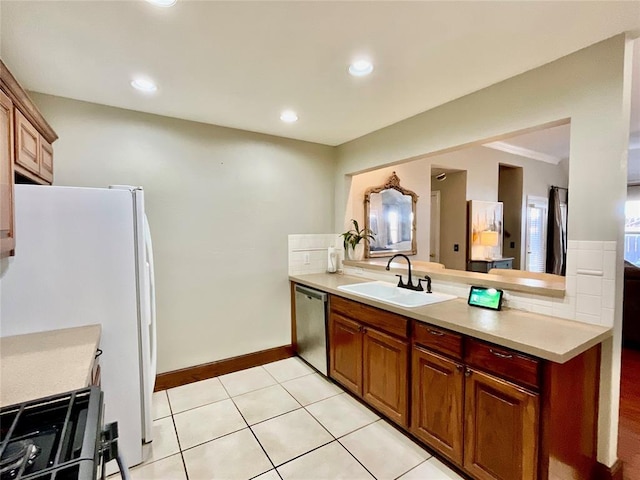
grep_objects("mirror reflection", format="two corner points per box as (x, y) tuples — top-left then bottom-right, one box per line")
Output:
(365, 172), (418, 258)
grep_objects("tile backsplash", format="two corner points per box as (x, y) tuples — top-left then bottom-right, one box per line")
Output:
(288, 234), (343, 275)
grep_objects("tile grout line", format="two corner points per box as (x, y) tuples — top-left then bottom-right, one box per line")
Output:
(168, 410), (190, 480)
(219, 374), (279, 478)
(273, 367), (381, 479)
(165, 391), (191, 480)
(234, 411), (278, 478)
(268, 439), (336, 472)
(166, 360), (446, 480)
(276, 385), (380, 480)
(335, 426), (382, 480)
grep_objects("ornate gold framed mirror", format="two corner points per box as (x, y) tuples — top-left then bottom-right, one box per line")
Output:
(364, 172), (418, 258)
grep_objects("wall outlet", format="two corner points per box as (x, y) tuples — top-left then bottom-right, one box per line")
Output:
(454, 244), (459, 252)
(303, 253), (310, 265)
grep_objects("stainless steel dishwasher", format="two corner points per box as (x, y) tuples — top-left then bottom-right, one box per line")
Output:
(294, 284), (328, 376)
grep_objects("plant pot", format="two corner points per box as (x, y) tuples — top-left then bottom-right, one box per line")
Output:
(349, 243), (365, 261)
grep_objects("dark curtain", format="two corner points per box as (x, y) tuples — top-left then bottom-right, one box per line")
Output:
(546, 187), (568, 275)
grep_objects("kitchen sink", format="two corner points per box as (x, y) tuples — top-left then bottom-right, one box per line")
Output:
(337, 281), (457, 308)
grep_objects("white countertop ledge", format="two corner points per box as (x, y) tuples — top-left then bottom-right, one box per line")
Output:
(290, 273), (611, 364)
(0, 324), (101, 408)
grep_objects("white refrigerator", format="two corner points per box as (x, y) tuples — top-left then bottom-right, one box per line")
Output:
(0, 184), (157, 469)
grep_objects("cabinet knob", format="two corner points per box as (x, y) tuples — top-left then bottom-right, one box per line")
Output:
(465, 368), (472, 377)
(456, 364), (464, 372)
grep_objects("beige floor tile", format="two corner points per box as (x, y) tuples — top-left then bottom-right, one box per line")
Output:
(251, 409), (333, 466)
(127, 454), (186, 480)
(152, 391), (171, 420)
(233, 384), (301, 425)
(280, 373), (342, 406)
(277, 441), (374, 480)
(305, 393), (378, 438)
(167, 377), (228, 413)
(340, 421), (430, 480)
(141, 416), (180, 464)
(183, 428), (273, 480)
(174, 398), (247, 450)
(398, 457), (465, 480)
(253, 470), (281, 480)
(262, 357), (315, 383)
(219, 366), (278, 397)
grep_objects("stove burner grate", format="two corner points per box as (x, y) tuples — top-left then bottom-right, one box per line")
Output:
(0, 388), (103, 480)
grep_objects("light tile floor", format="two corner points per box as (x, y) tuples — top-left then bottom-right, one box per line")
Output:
(116, 356), (464, 480)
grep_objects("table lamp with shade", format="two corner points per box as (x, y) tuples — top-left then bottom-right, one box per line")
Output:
(479, 230), (500, 259)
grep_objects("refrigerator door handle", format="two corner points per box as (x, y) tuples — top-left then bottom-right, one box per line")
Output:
(144, 216), (158, 391)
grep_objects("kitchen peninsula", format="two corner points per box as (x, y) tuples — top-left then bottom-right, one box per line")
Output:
(290, 272), (611, 480)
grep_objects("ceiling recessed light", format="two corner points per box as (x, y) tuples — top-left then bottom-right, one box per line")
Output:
(131, 78), (158, 93)
(145, 0), (177, 7)
(348, 60), (374, 77)
(280, 110), (298, 123)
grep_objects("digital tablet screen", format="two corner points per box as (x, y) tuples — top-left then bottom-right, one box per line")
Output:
(468, 286), (504, 311)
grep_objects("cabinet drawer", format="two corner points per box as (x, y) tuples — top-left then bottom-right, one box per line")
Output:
(465, 338), (540, 391)
(330, 295), (408, 339)
(491, 259), (512, 269)
(413, 322), (463, 360)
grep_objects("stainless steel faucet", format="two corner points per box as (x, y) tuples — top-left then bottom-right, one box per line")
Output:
(385, 254), (432, 293)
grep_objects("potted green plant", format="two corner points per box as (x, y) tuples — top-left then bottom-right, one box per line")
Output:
(340, 219), (375, 261)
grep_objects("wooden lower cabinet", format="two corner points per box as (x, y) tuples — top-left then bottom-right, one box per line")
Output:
(320, 291), (600, 480)
(411, 346), (464, 465)
(362, 327), (408, 426)
(329, 313), (363, 396)
(464, 368), (539, 480)
(328, 300), (409, 428)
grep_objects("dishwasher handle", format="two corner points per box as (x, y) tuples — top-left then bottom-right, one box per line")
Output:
(295, 285), (327, 302)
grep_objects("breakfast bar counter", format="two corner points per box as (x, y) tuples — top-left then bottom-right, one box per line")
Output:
(290, 273), (611, 363)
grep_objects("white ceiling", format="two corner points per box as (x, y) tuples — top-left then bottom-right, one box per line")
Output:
(1, 1), (640, 146)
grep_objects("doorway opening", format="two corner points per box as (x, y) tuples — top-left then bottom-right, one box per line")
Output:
(498, 165), (524, 269)
(430, 167), (467, 270)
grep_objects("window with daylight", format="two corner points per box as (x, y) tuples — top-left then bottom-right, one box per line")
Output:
(625, 200), (640, 266)
(525, 196), (548, 273)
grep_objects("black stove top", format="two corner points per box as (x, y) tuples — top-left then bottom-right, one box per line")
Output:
(0, 388), (103, 480)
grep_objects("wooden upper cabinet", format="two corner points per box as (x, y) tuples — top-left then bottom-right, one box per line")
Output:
(15, 109), (40, 176)
(39, 138), (53, 183)
(0, 89), (15, 257)
(1, 59), (56, 186)
(411, 346), (464, 464)
(464, 368), (539, 480)
(362, 327), (409, 427)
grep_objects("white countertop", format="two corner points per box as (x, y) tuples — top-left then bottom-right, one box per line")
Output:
(290, 273), (611, 363)
(0, 325), (101, 407)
